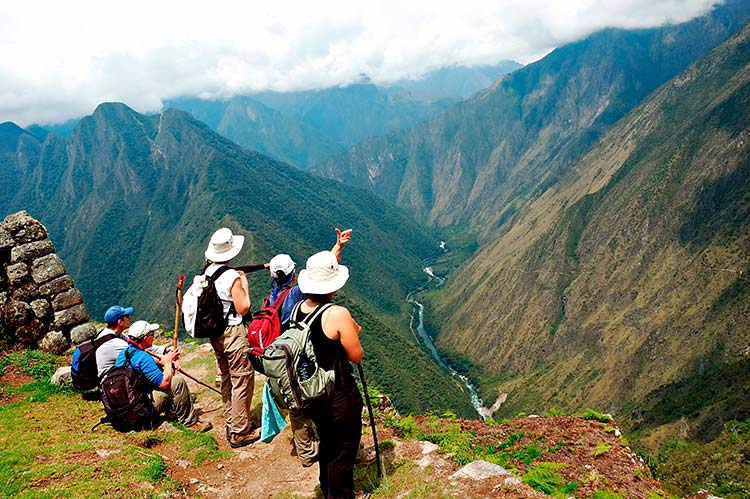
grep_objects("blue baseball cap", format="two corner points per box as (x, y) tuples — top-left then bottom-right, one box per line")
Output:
(104, 305), (134, 325)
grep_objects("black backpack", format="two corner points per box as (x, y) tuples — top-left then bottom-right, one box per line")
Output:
(184, 265), (236, 339)
(70, 333), (116, 391)
(98, 348), (156, 432)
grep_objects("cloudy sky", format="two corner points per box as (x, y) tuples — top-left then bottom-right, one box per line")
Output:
(1, 0), (720, 126)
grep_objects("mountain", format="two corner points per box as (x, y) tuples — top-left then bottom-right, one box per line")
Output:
(386, 60), (523, 100)
(432, 17), (750, 444)
(312, 0), (750, 236)
(250, 81), (457, 147)
(0, 103), (475, 417)
(164, 96), (344, 169)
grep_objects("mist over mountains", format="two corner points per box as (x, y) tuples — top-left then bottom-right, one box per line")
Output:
(2, 3), (750, 491)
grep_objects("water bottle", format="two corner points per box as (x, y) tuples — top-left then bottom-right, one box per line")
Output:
(297, 354), (316, 381)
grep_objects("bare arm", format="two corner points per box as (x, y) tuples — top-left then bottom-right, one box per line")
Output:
(331, 228), (352, 260)
(157, 349), (180, 389)
(322, 305), (363, 364)
(231, 271), (251, 316)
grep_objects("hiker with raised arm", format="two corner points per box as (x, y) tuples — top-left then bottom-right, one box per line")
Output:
(108, 319), (212, 432)
(248, 228), (352, 466)
(202, 227), (259, 448)
(294, 250), (364, 499)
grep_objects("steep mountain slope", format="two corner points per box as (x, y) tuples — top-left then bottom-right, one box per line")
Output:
(166, 96), (344, 169)
(386, 60), (523, 100)
(0, 103), (475, 416)
(433, 20), (750, 440)
(312, 0), (750, 235)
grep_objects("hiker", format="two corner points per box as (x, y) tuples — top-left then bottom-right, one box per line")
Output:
(295, 250), (364, 499)
(113, 319), (212, 432)
(203, 227), (258, 448)
(95, 305), (172, 379)
(265, 228), (352, 466)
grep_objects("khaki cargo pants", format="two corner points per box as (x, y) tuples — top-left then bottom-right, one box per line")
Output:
(211, 324), (254, 436)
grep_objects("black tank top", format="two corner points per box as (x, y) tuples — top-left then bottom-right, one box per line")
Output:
(293, 303), (355, 386)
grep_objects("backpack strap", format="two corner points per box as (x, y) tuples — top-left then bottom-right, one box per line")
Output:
(206, 264), (237, 319)
(92, 333), (117, 348)
(289, 301), (334, 330)
(264, 287), (292, 311)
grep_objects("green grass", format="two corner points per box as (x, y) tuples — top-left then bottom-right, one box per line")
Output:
(581, 408), (613, 423)
(594, 442), (613, 457)
(522, 462), (578, 498)
(0, 349), (228, 498)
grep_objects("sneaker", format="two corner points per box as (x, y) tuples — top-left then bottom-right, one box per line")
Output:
(229, 428), (261, 448)
(187, 421), (213, 433)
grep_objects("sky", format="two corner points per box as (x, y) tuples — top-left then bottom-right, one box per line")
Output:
(0, 0), (721, 126)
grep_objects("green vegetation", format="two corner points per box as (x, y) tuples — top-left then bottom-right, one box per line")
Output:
(651, 419), (750, 499)
(592, 490), (625, 499)
(581, 408), (613, 423)
(521, 462), (578, 497)
(593, 442), (612, 457)
(0, 350), (228, 498)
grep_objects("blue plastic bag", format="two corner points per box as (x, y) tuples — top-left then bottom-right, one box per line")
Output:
(261, 382), (287, 443)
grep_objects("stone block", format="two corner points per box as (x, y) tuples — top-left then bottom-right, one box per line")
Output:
(2, 211), (34, 233)
(450, 460), (509, 481)
(0, 227), (12, 251)
(31, 299), (52, 320)
(1, 300), (32, 327)
(11, 282), (41, 302)
(53, 303), (90, 330)
(11, 240), (54, 263)
(16, 318), (45, 345)
(70, 322), (97, 343)
(39, 275), (74, 297)
(31, 254), (66, 284)
(14, 222), (48, 244)
(51, 366), (72, 386)
(0, 292), (7, 307)
(52, 289), (83, 311)
(7, 262), (29, 286)
(40, 330), (68, 354)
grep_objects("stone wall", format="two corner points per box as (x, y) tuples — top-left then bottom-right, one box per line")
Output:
(0, 211), (95, 353)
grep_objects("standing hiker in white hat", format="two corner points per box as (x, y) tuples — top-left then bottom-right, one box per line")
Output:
(294, 249), (363, 499)
(203, 227), (259, 447)
(264, 228), (352, 466)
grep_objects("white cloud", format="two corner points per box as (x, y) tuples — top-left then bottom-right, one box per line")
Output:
(0, 0), (721, 125)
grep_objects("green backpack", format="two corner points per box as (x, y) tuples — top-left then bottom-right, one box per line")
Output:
(261, 301), (336, 410)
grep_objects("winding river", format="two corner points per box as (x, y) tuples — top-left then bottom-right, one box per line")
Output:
(407, 259), (487, 420)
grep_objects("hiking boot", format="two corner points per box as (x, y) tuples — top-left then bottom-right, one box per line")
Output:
(187, 420), (213, 433)
(228, 428), (261, 448)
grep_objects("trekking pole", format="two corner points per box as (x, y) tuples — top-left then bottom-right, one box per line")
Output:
(357, 362), (383, 478)
(145, 350), (221, 395)
(173, 274), (184, 351)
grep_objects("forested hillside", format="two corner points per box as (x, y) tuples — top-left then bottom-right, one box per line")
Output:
(0, 104), (475, 416)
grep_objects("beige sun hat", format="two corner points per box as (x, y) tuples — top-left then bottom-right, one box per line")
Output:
(128, 320), (159, 341)
(270, 254), (296, 276)
(297, 250), (349, 295)
(204, 227), (244, 262)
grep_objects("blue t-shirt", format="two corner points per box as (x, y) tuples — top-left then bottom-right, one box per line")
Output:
(270, 285), (305, 326)
(114, 345), (164, 391)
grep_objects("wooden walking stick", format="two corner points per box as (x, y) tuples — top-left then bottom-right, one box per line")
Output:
(173, 274), (184, 351)
(145, 350), (221, 395)
(357, 362), (383, 478)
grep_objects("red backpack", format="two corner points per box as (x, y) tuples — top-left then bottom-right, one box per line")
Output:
(247, 287), (293, 359)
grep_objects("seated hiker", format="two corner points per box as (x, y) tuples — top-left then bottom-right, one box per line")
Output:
(113, 319), (212, 432)
(95, 305), (174, 379)
(264, 228), (352, 467)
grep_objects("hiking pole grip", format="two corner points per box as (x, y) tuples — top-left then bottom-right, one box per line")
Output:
(173, 274), (184, 350)
(357, 362), (383, 478)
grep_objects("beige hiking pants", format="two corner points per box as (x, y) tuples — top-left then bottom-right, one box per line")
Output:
(290, 410), (319, 466)
(211, 324), (255, 436)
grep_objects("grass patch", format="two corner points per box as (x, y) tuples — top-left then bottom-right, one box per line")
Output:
(593, 490), (625, 499)
(594, 442), (613, 457)
(522, 462), (577, 498)
(0, 349), (61, 381)
(582, 408), (613, 423)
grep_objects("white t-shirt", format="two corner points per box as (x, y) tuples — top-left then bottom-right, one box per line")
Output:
(205, 263), (243, 326)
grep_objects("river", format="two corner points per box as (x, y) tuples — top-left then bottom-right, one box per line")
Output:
(406, 256), (487, 420)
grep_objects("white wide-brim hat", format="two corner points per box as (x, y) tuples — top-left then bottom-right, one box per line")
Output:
(205, 227), (244, 262)
(298, 250), (349, 295)
(128, 320), (159, 341)
(270, 253), (296, 276)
